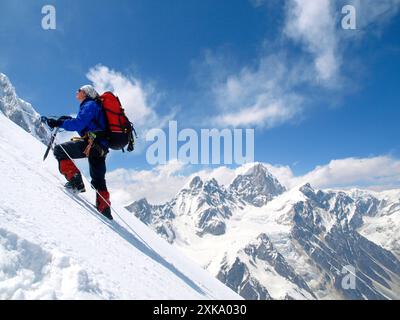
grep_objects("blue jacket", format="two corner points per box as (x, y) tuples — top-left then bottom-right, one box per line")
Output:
(61, 98), (108, 147)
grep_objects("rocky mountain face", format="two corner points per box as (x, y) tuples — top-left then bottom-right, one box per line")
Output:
(230, 163), (286, 207)
(125, 198), (176, 243)
(290, 184), (400, 299)
(0, 73), (49, 144)
(126, 164), (400, 300)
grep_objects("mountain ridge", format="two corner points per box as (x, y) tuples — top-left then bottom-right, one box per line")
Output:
(0, 73), (49, 144)
(126, 164), (400, 300)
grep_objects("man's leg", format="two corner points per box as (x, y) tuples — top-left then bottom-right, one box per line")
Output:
(89, 155), (113, 220)
(54, 141), (86, 191)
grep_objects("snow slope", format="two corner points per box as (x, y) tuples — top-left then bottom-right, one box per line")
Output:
(353, 189), (400, 258)
(0, 113), (240, 300)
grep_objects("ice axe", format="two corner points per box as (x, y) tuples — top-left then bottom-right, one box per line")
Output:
(41, 116), (60, 161)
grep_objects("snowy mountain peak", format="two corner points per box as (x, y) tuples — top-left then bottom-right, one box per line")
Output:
(0, 73), (12, 94)
(125, 198), (152, 220)
(0, 73), (49, 144)
(203, 178), (222, 192)
(299, 183), (318, 200)
(229, 163), (286, 207)
(179, 176), (226, 200)
(243, 163), (270, 176)
(189, 176), (203, 190)
(300, 183), (313, 193)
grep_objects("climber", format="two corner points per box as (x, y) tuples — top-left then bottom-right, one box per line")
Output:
(42, 85), (113, 220)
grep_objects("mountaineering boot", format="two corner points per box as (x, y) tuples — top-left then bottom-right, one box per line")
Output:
(96, 190), (113, 220)
(64, 173), (86, 193)
(101, 207), (113, 220)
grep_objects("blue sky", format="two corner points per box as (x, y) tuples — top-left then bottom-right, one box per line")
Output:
(1, 0), (400, 203)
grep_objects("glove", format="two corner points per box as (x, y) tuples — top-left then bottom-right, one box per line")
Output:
(45, 118), (63, 129)
(41, 115), (71, 129)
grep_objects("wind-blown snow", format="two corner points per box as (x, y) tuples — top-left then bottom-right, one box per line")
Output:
(0, 113), (240, 300)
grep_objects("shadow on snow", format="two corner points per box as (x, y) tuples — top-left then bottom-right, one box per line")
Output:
(61, 188), (208, 297)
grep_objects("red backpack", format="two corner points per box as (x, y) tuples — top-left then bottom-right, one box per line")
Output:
(99, 92), (137, 152)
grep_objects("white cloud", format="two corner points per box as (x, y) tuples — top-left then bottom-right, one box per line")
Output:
(291, 156), (400, 190)
(199, 2), (335, 129)
(107, 159), (189, 205)
(284, 0), (400, 81)
(285, 0), (339, 81)
(207, 53), (305, 129)
(200, 0), (399, 130)
(86, 65), (174, 132)
(214, 100), (300, 128)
